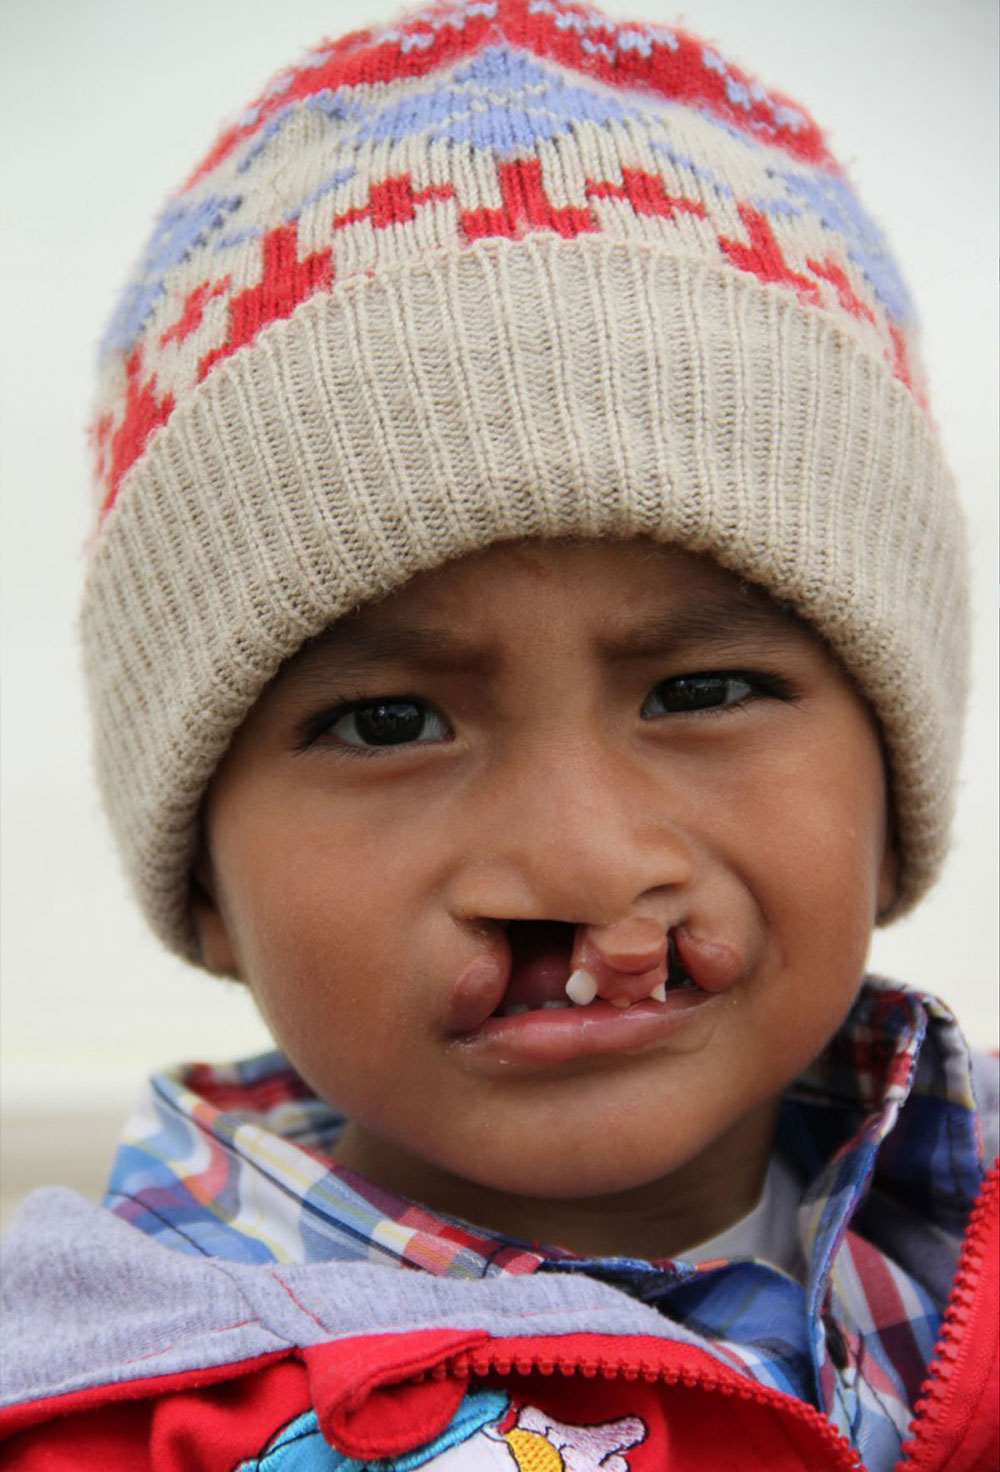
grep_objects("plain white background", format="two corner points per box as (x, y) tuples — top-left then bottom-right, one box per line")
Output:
(1, 0), (997, 1216)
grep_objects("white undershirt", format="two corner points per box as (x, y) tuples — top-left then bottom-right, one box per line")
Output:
(680, 1153), (806, 1281)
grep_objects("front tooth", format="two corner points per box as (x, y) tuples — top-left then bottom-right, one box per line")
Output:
(609, 996), (631, 1009)
(541, 999), (570, 1010)
(565, 968), (598, 1006)
(649, 982), (667, 1002)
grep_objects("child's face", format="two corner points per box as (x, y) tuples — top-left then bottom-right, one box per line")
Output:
(196, 540), (895, 1243)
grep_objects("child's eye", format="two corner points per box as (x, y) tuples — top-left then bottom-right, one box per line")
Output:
(641, 672), (783, 718)
(317, 699), (451, 749)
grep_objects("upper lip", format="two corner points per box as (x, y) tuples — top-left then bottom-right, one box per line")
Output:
(446, 916), (742, 1035)
(670, 926), (742, 993)
(445, 931), (514, 1034)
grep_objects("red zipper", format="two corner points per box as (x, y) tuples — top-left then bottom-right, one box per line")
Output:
(315, 1161), (997, 1469)
(436, 1337), (865, 1471)
(894, 1155), (999, 1470)
(404, 1161), (997, 1472)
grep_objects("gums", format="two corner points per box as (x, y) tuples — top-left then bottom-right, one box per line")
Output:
(495, 918), (696, 1018)
(447, 914), (742, 1053)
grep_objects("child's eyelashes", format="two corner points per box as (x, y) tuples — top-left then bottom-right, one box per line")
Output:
(299, 698), (452, 753)
(297, 670), (795, 753)
(640, 670), (796, 719)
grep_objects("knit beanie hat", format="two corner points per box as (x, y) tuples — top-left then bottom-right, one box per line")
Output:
(84, 0), (968, 961)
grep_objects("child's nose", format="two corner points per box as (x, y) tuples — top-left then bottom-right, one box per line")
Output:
(452, 734), (695, 924)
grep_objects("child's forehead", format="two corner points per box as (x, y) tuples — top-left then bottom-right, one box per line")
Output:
(290, 539), (812, 673)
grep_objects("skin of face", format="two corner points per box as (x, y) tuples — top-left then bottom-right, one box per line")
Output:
(193, 539), (897, 1258)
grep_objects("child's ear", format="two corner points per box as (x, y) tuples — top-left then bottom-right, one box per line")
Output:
(190, 858), (242, 979)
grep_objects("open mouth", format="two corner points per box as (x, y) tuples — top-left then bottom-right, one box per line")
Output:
(493, 921), (696, 1017)
(450, 918), (728, 1069)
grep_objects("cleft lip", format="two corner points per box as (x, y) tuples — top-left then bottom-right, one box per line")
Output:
(447, 941), (512, 1035)
(564, 927), (701, 1008)
(664, 931), (695, 992)
(569, 912), (668, 1006)
(671, 925), (742, 994)
(446, 916), (743, 1036)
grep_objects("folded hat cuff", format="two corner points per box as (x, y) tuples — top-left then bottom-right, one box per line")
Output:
(81, 235), (968, 958)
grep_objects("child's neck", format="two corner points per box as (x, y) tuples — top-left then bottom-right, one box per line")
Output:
(333, 1100), (780, 1261)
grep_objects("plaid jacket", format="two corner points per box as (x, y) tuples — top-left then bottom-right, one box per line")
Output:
(98, 979), (995, 1471)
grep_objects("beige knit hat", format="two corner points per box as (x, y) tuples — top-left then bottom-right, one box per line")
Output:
(84, 0), (969, 960)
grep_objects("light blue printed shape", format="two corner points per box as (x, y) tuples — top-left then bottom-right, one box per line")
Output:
(211, 87), (360, 224)
(359, 44), (636, 153)
(235, 1411), (330, 1470)
(99, 192), (241, 359)
(309, 88), (365, 125)
(648, 134), (734, 199)
(702, 45), (807, 135)
(528, 0), (677, 54)
(234, 1388), (510, 1470)
(290, 165), (356, 220)
(237, 103), (298, 174)
(776, 168), (913, 323)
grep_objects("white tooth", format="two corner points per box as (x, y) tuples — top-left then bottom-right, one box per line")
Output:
(610, 996), (631, 1009)
(649, 982), (667, 1002)
(565, 969), (598, 1006)
(541, 999), (570, 1009)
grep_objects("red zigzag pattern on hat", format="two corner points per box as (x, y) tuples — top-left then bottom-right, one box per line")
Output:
(111, 167), (882, 514)
(185, 0), (829, 191)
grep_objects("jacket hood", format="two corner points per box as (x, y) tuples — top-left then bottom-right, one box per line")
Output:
(0, 1185), (693, 1411)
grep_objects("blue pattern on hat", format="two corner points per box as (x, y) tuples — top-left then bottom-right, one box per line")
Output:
(362, 45), (637, 152)
(777, 168), (913, 322)
(100, 193), (241, 358)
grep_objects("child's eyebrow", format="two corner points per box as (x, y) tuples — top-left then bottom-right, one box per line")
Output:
(286, 623), (499, 680)
(595, 592), (811, 661)
(285, 589), (808, 685)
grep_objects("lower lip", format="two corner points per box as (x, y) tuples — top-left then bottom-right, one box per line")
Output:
(454, 991), (717, 1069)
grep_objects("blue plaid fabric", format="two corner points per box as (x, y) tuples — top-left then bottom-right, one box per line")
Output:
(106, 980), (987, 1472)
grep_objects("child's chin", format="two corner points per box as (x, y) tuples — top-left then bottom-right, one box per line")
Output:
(442, 1131), (712, 1205)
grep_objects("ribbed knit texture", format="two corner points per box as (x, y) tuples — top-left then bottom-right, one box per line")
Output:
(83, 0), (969, 958)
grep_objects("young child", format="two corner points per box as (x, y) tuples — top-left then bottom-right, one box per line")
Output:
(2, 3), (996, 1468)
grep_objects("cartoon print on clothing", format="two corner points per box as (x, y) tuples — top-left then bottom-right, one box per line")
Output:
(489, 1403), (647, 1470)
(232, 1385), (647, 1471)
